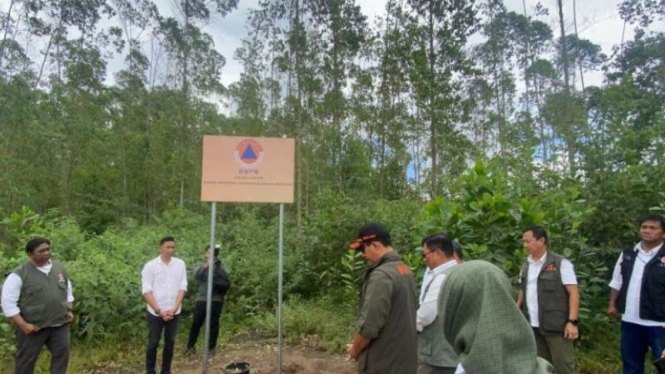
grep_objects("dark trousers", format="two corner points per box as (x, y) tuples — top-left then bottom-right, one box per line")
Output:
(187, 300), (223, 351)
(533, 328), (575, 374)
(621, 321), (665, 374)
(15, 323), (69, 374)
(146, 312), (179, 374)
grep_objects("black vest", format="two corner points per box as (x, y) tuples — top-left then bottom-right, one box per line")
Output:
(618, 245), (665, 322)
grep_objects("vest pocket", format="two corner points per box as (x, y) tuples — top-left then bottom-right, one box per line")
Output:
(22, 303), (46, 322)
(540, 310), (567, 333)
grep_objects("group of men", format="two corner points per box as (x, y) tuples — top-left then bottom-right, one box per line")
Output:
(346, 213), (665, 374)
(0, 236), (231, 374)
(1, 213), (664, 374)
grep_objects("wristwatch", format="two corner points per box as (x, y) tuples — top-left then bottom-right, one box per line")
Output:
(155, 309), (162, 315)
(567, 319), (579, 326)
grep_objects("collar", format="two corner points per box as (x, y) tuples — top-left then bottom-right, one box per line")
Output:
(157, 255), (174, 266)
(31, 259), (52, 269)
(527, 251), (548, 265)
(634, 242), (664, 256)
(368, 251), (400, 270)
(430, 259), (457, 275)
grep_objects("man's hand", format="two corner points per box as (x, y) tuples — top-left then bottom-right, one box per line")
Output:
(66, 311), (74, 324)
(564, 322), (579, 340)
(162, 308), (176, 321)
(18, 322), (39, 335)
(346, 343), (356, 361)
(158, 309), (172, 321)
(607, 304), (618, 321)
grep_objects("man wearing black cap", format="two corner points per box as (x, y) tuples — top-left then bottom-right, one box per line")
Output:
(346, 222), (418, 374)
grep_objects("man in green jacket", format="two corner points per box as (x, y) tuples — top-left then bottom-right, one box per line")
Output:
(346, 222), (418, 374)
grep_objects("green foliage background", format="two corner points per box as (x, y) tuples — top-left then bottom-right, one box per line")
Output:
(1, 161), (664, 373)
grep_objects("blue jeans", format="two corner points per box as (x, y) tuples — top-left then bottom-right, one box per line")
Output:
(621, 321), (665, 374)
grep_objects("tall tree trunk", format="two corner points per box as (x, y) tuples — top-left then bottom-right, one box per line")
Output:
(428, 0), (437, 198)
(557, 0), (574, 173)
(521, 0), (530, 112)
(573, 0), (585, 91)
(0, 0), (16, 68)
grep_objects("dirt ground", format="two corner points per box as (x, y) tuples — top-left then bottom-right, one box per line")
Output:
(177, 342), (356, 374)
(104, 333), (356, 374)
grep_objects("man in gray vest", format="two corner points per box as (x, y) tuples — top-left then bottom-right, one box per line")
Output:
(417, 233), (459, 374)
(516, 226), (579, 374)
(1, 237), (74, 374)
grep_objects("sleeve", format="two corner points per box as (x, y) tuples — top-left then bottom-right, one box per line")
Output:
(560, 259), (578, 285)
(179, 261), (188, 292)
(416, 274), (446, 332)
(141, 262), (153, 294)
(195, 266), (207, 282)
(1, 273), (23, 317)
(608, 254), (623, 291)
(67, 279), (74, 303)
(356, 271), (393, 340)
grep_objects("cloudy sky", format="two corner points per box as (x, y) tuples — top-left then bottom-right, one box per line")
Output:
(197, 0), (642, 88)
(0, 0), (656, 89)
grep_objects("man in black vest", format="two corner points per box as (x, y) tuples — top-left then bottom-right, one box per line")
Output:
(0, 237), (74, 374)
(516, 226), (579, 374)
(608, 213), (665, 374)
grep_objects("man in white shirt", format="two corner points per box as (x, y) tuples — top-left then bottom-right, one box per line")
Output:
(417, 233), (459, 374)
(1, 237), (74, 374)
(516, 226), (579, 374)
(141, 236), (187, 374)
(607, 214), (665, 374)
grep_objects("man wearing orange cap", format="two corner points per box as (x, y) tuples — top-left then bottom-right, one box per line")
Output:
(346, 222), (418, 374)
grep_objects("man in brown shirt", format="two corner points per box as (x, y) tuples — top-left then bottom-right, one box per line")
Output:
(346, 222), (418, 374)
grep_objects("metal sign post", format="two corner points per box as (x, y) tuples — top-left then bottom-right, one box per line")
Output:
(200, 135), (294, 374)
(277, 203), (285, 373)
(202, 202), (217, 373)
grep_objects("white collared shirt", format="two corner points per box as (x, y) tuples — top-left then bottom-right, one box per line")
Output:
(420, 268), (434, 302)
(417, 259), (457, 332)
(609, 242), (664, 326)
(1, 261), (74, 318)
(524, 252), (577, 328)
(141, 256), (187, 316)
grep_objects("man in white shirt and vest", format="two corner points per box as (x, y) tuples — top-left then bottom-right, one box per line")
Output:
(1, 237), (74, 374)
(141, 236), (187, 374)
(417, 233), (460, 374)
(517, 226), (580, 374)
(608, 214), (665, 374)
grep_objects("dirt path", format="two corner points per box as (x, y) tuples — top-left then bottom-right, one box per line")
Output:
(177, 343), (356, 374)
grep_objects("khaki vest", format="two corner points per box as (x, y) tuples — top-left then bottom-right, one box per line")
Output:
(520, 252), (569, 336)
(13, 261), (69, 328)
(418, 265), (459, 368)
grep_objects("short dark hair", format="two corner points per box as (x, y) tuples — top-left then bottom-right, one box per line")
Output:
(452, 241), (463, 260)
(639, 214), (665, 230)
(522, 226), (548, 245)
(159, 236), (176, 246)
(26, 237), (50, 254)
(422, 233), (454, 258)
(204, 244), (220, 258)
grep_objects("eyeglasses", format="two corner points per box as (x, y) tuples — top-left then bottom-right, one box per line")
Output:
(421, 250), (434, 259)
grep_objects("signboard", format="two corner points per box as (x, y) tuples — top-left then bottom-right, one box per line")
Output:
(201, 135), (295, 203)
